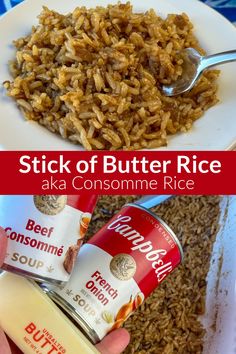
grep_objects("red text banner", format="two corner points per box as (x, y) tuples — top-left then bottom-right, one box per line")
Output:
(0, 151), (235, 195)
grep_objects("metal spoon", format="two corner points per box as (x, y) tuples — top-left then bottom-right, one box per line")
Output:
(135, 195), (173, 209)
(162, 48), (236, 96)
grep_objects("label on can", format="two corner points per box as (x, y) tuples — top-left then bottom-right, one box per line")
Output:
(51, 204), (182, 340)
(0, 195), (97, 284)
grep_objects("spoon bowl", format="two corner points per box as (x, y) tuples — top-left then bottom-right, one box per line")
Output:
(162, 48), (236, 96)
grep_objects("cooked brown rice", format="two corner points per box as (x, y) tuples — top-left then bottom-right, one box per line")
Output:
(4, 3), (220, 150)
(86, 196), (221, 353)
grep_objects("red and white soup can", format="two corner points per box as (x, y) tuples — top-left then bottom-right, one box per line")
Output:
(0, 195), (98, 286)
(47, 203), (183, 343)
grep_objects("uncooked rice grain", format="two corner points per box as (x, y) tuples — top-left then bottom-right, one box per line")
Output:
(86, 196), (221, 353)
(4, 3), (220, 150)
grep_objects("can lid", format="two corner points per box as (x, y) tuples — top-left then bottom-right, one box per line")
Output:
(125, 203), (184, 262)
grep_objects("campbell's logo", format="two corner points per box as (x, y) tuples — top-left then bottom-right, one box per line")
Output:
(34, 195), (67, 215)
(110, 253), (137, 281)
(107, 215), (173, 283)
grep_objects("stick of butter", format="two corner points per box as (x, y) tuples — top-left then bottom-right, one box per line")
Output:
(0, 272), (99, 354)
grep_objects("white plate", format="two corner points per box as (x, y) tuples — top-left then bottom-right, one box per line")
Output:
(0, 0), (236, 151)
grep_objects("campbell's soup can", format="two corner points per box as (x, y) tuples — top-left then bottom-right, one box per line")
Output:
(0, 195), (98, 286)
(46, 203), (183, 343)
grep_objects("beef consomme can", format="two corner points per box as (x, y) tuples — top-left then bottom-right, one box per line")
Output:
(0, 195), (98, 286)
(46, 203), (183, 343)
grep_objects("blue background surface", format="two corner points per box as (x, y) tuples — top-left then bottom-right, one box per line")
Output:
(0, 0), (236, 22)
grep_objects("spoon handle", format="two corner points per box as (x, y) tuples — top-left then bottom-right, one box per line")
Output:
(135, 195), (173, 209)
(203, 50), (236, 69)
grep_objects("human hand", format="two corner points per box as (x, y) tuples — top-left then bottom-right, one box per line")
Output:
(0, 228), (130, 354)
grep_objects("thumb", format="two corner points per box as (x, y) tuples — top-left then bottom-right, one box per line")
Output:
(95, 329), (130, 354)
(0, 227), (7, 267)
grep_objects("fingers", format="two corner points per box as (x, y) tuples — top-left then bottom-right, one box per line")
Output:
(0, 330), (11, 354)
(0, 228), (11, 354)
(0, 227), (7, 267)
(7, 337), (23, 354)
(95, 328), (130, 354)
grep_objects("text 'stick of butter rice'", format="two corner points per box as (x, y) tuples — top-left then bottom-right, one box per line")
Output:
(4, 2), (220, 150)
